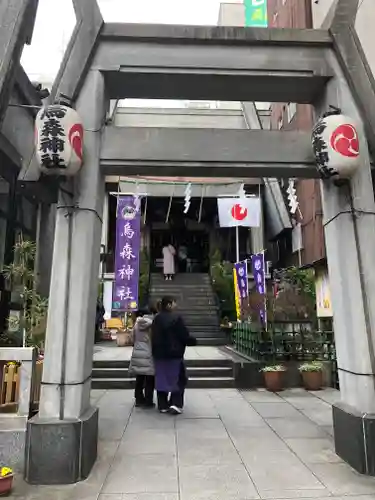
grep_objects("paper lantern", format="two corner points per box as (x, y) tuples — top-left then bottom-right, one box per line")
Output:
(35, 105), (83, 176)
(311, 112), (361, 180)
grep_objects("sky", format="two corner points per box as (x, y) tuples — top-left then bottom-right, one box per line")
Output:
(21, 0), (243, 84)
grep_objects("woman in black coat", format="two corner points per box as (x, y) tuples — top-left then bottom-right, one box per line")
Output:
(152, 296), (196, 414)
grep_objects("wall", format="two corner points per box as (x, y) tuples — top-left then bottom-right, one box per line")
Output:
(218, 3), (245, 25)
(268, 0), (326, 267)
(114, 107), (248, 129)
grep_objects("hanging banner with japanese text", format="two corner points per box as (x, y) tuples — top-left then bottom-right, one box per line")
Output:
(251, 252), (267, 324)
(244, 0), (268, 28)
(114, 196), (141, 312)
(234, 261), (248, 300)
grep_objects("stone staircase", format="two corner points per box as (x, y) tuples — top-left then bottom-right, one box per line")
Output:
(148, 273), (227, 346)
(92, 358), (235, 390)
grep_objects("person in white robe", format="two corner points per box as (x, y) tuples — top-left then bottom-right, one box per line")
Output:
(162, 244), (176, 280)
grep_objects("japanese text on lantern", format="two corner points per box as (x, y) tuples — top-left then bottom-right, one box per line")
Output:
(39, 107), (67, 170)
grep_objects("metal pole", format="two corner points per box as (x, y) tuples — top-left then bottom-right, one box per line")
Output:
(235, 226), (240, 262)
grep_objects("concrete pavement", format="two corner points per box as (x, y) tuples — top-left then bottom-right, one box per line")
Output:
(8, 387), (375, 499)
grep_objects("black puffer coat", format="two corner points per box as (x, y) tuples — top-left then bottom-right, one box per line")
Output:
(151, 311), (197, 360)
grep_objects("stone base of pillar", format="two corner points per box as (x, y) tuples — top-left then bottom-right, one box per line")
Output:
(24, 406), (98, 484)
(333, 402), (375, 476)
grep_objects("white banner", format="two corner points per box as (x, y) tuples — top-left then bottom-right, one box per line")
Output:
(217, 197), (261, 227)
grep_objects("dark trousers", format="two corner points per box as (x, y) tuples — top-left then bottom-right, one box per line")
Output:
(157, 362), (187, 410)
(134, 375), (155, 404)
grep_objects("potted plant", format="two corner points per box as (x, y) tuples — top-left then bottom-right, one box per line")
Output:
(0, 467), (13, 496)
(299, 361), (324, 391)
(116, 314), (134, 347)
(261, 365), (286, 392)
(116, 329), (133, 347)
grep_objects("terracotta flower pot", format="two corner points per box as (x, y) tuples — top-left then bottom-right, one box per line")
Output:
(0, 474), (13, 496)
(263, 371), (284, 392)
(301, 370), (323, 391)
(116, 330), (133, 347)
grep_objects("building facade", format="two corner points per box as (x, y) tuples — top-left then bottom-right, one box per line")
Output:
(266, 0), (375, 271)
(267, 0), (326, 269)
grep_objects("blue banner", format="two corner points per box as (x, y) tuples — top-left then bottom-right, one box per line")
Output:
(234, 261), (249, 300)
(114, 196), (141, 312)
(251, 253), (266, 324)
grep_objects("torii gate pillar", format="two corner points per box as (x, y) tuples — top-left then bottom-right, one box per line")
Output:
(320, 53), (375, 475)
(24, 70), (106, 484)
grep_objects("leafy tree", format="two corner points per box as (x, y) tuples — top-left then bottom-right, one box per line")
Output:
(1, 237), (48, 348)
(210, 249), (236, 320)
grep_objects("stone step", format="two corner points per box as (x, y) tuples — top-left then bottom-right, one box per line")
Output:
(149, 295), (217, 303)
(91, 376), (235, 390)
(151, 285), (212, 290)
(93, 358), (233, 369)
(195, 337), (228, 346)
(190, 333), (224, 340)
(150, 290), (215, 295)
(151, 274), (210, 280)
(92, 366), (233, 379)
(191, 327), (224, 331)
(183, 319), (220, 326)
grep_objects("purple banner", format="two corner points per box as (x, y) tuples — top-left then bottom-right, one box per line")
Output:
(114, 196), (141, 311)
(251, 253), (266, 324)
(234, 261), (248, 300)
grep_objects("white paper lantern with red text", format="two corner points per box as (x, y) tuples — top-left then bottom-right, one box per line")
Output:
(311, 112), (361, 180)
(35, 105), (84, 176)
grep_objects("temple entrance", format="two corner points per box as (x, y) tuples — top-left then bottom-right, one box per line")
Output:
(20, 1), (375, 484)
(144, 195), (216, 273)
(150, 228), (209, 273)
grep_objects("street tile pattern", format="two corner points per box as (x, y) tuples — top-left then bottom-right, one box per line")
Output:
(9, 387), (375, 500)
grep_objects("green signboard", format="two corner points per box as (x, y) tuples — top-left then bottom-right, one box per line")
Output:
(244, 0), (268, 27)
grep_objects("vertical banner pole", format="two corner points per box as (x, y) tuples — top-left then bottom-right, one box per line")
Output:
(236, 225), (240, 262)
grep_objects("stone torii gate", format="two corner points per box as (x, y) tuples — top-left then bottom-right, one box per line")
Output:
(5, 0), (375, 484)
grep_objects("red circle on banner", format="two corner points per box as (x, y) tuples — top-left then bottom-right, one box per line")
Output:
(330, 124), (359, 158)
(231, 204), (248, 221)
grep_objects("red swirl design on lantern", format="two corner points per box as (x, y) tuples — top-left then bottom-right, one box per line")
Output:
(69, 123), (84, 160)
(330, 124), (359, 158)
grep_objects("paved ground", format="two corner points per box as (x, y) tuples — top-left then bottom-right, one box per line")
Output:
(9, 386), (375, 500)
(93, 344), (229, 361)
